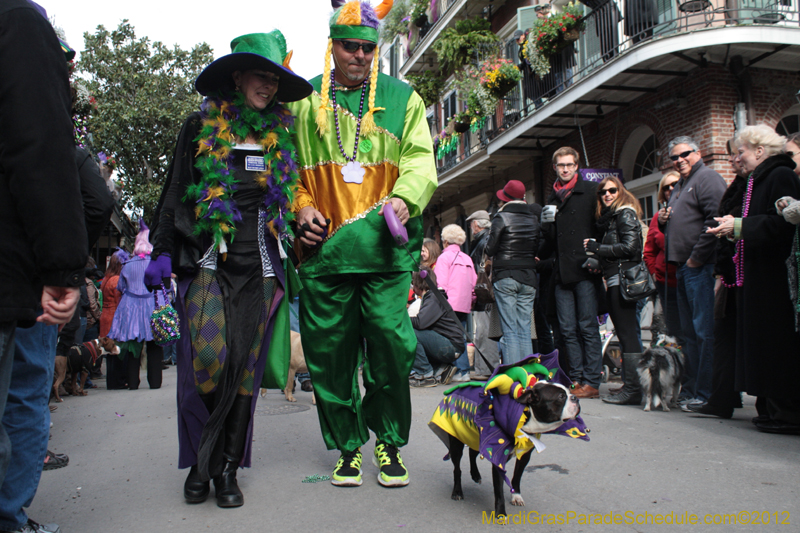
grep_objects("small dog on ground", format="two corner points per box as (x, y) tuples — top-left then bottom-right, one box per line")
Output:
(260, 331), (315, 405)
(53, 337), (117, 401)
(637, 335), (685, 412)
(429, 354), (588, 518)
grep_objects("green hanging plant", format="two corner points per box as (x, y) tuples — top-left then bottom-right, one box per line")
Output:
(411, 0), (428, 26)
(432, 17), (500, 75)
(380, 0), (412, 42)
(405, 70), (445, 108)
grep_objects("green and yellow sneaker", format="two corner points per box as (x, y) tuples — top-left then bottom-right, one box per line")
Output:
(372, 441), (409, 487)
(331, 448), (362, 487)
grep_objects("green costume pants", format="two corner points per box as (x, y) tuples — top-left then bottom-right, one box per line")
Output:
(299, 272), (415, 452)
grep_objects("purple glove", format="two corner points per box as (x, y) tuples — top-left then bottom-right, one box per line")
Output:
(145, 254), (172, 290)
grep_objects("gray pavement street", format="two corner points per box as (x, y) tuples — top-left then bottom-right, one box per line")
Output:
(32, 366), (799, 532)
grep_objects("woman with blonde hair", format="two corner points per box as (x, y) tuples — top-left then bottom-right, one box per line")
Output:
(643, 171), (681, 340)
(709, 124), (800, 434)
(434, 224), (476, 381)
(583, 176), (644, 405)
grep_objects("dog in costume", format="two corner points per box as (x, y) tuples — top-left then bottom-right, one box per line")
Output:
(429, 352), (589, 517)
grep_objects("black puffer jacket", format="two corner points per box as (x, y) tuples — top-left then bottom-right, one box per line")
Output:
(485, 202), (539, 271)
(593, 206), (643, 277)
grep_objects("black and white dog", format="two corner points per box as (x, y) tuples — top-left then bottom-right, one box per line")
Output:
(637, 335), (685, 412)
(439, 381), (581, 517)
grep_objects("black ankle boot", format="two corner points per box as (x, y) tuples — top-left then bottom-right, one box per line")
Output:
(213, 460), (243, 507)
(184, 465), (210, 503)
(602, 353), (642, 405)
(214, 395), (251, 508)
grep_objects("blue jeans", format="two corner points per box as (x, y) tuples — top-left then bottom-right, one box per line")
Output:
(162, 342), (176, 364)
(454, 314), (469, 373)
(493, 278), (535, 365)
(0, 321), (58, 530)
(555, 280), (603, 388)
(0, 322), (16, 489)
(676, 263), (715, 401)
(413, 329), (457, 377)
(656, 283), (683, 343)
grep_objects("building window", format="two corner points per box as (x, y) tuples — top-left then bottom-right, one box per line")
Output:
(639, 196), (654, 221)
(442, 91), (457, 124)
(632, 134), (660, 181)
(776, 113), (799, 136)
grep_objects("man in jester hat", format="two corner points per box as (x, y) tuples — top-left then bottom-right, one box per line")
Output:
(147, 31), (312, 507)
(286, 0), (437, 488)
(429, 352), (589, 489)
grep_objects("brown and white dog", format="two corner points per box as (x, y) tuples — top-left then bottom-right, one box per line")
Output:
(259, 331), (315, 405)
(53, 337), (117, 401)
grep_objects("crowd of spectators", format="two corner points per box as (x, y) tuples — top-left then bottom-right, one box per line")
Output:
(408, 127), (800, 436)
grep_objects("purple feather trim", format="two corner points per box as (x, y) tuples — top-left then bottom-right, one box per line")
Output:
(331, 0), (347, 7)
(360, 1), (379, 29)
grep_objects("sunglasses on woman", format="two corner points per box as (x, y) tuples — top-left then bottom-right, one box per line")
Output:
(669, 150), (694, 161)
(598, 187), (619, 196)
(337, 39), (377, 54)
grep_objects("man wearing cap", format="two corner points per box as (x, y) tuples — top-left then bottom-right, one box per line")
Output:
(539, 146), (602, 399)
(485, 180), (539, 365)
(467, 210), (501, 378)
(287, 0), (437, 488)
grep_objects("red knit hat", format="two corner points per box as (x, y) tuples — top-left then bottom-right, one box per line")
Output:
(497, 180), (526, 202)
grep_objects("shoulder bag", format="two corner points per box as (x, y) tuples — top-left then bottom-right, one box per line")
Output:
(619, 261), (657, 302)
(474, 254), (494, 305)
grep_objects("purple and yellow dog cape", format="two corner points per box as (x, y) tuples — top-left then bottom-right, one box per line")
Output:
(428, 352), (589, 488)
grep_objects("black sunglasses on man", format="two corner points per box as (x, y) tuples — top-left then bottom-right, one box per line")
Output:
(337, 39), (376, 54)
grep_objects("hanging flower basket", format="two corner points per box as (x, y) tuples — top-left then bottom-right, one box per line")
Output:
(453, 120), (470, 133)
(479, 58), (522, 100)
(488, 77), (519, 99)
(563, 28), (580, 42)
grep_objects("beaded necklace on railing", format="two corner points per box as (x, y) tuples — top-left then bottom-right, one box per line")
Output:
(725, 172), (754, 288)
(331, 69), (368, 184)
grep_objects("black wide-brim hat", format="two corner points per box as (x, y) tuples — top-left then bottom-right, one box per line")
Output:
(195, 31), (312, 103)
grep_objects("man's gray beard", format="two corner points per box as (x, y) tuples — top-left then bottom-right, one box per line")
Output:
(341, 66), (366, 83)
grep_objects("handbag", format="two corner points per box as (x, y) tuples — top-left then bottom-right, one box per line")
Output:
(619, 261), (657, 302)
(150, 283), (181, 346)
(474, 254), (494, 305)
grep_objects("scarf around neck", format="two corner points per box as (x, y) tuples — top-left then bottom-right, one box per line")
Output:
(553, 173), (578, 203)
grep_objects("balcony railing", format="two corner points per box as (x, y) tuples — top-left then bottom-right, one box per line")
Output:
(433, 0), (798, 174)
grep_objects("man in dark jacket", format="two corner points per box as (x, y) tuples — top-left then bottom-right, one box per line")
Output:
(0, 3), (110, 532)
(466, 210), (500, 379)
(409, 268), (464, 387)
(657, 136), (726, 407)
(540, 147), (602, 399)
(485, 180), (539, 366)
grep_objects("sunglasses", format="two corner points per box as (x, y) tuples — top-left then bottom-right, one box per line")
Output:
(337, 40), (377, 54)
(599, 187), (619, 196)
(665, 182), (677, 191)
(670, 150), (695, 162)
(787, 151), (797, 158)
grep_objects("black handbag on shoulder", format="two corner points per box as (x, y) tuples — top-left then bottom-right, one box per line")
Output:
(619, 261), (657, 302)
(474, 254), (494, 305)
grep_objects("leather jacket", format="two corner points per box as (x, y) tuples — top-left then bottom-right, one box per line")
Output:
(594, 206), (643, 277)
(485, 202), (539, 271)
